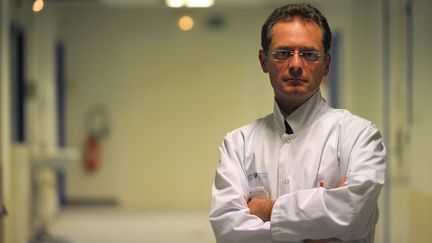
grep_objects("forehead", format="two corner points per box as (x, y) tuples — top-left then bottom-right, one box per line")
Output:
(269, 19), (323, 50)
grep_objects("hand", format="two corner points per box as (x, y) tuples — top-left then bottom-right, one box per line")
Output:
(247, 197), (274, 222)
(339, 175), (348, 187)
(321, 176), (349, 189)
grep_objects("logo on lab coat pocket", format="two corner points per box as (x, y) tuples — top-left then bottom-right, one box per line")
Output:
(247, 172), (268, 181)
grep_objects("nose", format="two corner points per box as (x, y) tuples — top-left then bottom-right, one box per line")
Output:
(288, 54), (303, 77)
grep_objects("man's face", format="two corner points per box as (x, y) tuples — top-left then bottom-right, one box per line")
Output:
(259, 19), (331, 105)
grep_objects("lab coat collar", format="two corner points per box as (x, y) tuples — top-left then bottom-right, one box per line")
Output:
(273, 91), (330, 134)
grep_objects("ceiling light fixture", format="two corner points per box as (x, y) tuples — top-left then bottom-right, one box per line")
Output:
(178, 15), (194, 31)
(166, 0), (214, 8)
(32, 0), (44, 12)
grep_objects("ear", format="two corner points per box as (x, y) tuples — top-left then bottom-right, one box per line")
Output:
(259, 50), (269, 73)
(323, 54), (331, 76)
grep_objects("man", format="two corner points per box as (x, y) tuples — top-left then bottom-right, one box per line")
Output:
(209, 3), (386, 243)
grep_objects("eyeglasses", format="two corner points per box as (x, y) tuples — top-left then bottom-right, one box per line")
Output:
(271, 49), (322, 63)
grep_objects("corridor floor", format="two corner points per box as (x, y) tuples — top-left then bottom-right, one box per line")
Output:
(48, 207), (215, 243)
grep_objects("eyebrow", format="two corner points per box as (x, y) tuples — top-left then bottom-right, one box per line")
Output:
(273, 45), (319, 51)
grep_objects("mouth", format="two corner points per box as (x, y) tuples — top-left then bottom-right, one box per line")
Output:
(283, 78), (307, 86)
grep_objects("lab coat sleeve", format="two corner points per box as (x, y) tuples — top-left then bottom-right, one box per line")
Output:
(270, 122), (386, 241)
(209, 134), (285, 243)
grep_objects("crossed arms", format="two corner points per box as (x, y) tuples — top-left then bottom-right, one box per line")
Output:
(247, 176), (348, 242)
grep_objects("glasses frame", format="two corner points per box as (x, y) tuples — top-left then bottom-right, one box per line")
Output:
(270, 49), (322, 63)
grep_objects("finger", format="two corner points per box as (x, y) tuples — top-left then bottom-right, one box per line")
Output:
(339, 176), (348, 187)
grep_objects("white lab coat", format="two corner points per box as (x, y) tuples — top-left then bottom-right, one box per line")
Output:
(209, 91), (386, 243)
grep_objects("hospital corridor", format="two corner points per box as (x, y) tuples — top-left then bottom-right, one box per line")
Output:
(1, 0), (431, 242)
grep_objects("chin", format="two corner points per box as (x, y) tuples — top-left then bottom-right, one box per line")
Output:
(284, 87), (309, 96)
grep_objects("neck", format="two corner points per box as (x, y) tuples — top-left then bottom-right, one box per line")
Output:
(276, 91), (319, 116)
(276, 99), (302, 116)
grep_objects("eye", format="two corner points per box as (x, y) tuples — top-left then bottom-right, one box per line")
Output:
(301, 51), (320, 62)
(272, 50), (292, 61)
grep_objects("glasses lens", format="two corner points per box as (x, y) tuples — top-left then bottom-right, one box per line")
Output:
(272, 50), (291, 61)
(301, 51), (320, 62)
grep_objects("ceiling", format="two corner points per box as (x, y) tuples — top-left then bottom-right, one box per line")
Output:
(102, 0), (288, 8)
(46, 0), (291, 8)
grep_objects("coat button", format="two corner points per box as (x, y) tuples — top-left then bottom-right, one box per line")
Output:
(284, 179), (289, 184)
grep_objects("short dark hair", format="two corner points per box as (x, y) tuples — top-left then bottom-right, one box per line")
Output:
(261, 3), (332, 54)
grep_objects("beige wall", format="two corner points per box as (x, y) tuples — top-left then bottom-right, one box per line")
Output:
(0, 0), (12, 242)
(388, 0), (432, 242)
(408, 0), (432, 240)
(1, 1), (62, 242)
(410, 0), (432, 196)
(60, 7), (274, 209)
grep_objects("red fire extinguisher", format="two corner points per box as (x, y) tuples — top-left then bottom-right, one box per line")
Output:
(83, 104), (109, 173)
(84, 136), (101, 172)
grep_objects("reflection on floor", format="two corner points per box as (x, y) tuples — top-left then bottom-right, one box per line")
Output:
(48, 207), (215, 243)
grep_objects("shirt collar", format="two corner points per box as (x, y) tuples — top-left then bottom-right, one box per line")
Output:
(273, 91), (330, 134)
